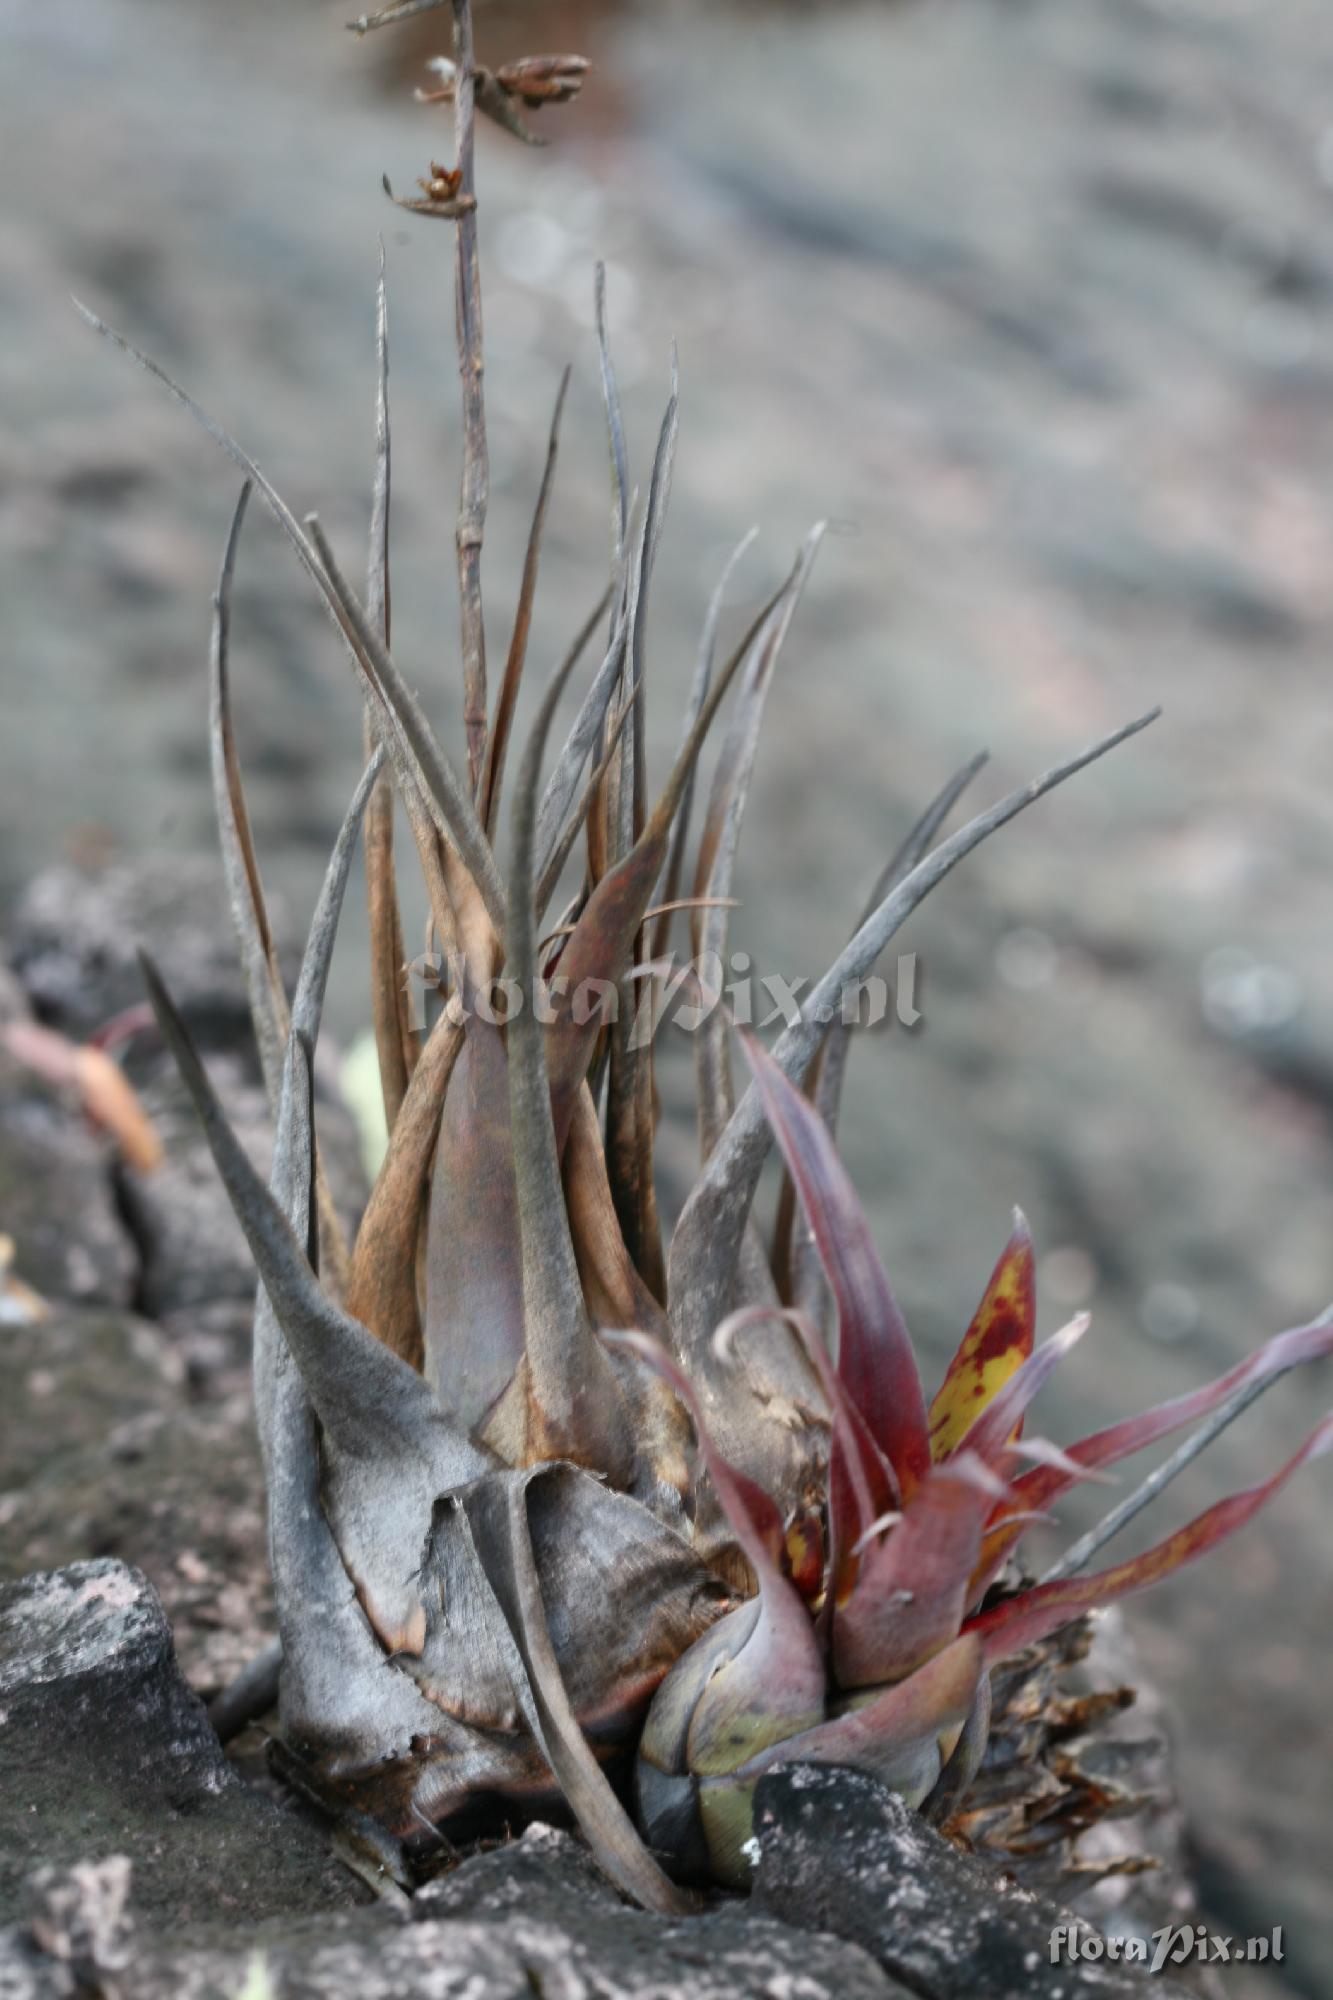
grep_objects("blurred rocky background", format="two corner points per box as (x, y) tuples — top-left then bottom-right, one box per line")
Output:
(3, 0), (1333, 1990)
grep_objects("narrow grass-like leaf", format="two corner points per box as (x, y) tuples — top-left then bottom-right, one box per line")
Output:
(693, 527), (825, 1158)
(209, 480), (286, 1102)
(815, 752), (989, 1143)
(604, 363), (680, 1299)
(779, 752), (989, 1313)
(364, 251), (413, 1131)
(975, 1308), (1333, 1586)
(533, 588), (624, 890)
(543, 574), (797, 1125)
(669, 710), (1160, 1386)
(595, 261), (629, 565)
(536, 674), (638, 919)
(650, 528), (758, 964)
(481, 368), (570, 838)
(75, 306), (506, 935)
(305, 515), (506, 931)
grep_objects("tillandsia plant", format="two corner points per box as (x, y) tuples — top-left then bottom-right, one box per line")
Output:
(79, 0), (1333, 1914)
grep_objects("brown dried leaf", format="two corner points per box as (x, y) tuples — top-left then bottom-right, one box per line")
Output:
(3, 1021), (163, 1172)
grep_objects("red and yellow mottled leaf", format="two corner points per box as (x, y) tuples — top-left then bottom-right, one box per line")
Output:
(965, 1413), (1333, 1665)
(951, 1313), (1087, 1468)
(929, 1212), (1034, 1459)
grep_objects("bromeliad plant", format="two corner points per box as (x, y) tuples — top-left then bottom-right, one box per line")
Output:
(621, 1038), (1333, 1886)
(84, 0), (1333, 1914)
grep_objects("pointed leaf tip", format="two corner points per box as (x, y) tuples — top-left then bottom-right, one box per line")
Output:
(967, 1410), (1333, 1664)
(929, 1212), (1037, 1459)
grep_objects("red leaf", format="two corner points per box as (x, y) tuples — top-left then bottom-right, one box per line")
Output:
(965, 1413), (1333, 1664)
(973, 1310), (1333, 1587)
(740, 1030), (931, 1495)
(832, 1455), (1005, 1690)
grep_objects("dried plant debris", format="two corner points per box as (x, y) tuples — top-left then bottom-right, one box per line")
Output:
(76, 0), (1333, 1911)
(2, 1019), (163, 1172)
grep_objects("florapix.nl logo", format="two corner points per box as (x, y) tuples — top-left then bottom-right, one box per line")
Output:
(402, 946), (924, 1042)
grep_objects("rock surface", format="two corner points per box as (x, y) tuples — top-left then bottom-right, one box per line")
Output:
(753, 1764), (1193, 2000)
(0, 1044), (137, 1312)
(1, 1778), (1198, 2000)
(5, 0), (1332, 1970)
(0, 1314), (272, 1694)
(0, 1561), (358, 1932)
(0, 855), (371, 1692)
(8, 856), (278, 1052)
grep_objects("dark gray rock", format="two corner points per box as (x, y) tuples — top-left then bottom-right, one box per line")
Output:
(0, 1300), (271, 1697)
(752, 1765), (1191, 2000)
(117, 1052), (365, 1328)
(0, 1351), (272, 1696)
(415, 1820), (627, 1924)
(0, 1047), (137, 1311)
(9, 856), (367, 1335)
(0, 1824), (904, 1999)
(9, 856), (280, 1052)
(0, 1560), (358, 1932)
(420, 1820), (900, 1993)
(0, 1305), (182, 1497)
